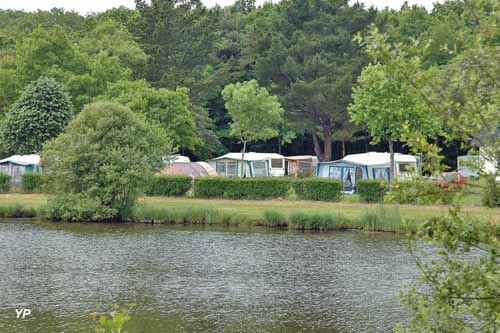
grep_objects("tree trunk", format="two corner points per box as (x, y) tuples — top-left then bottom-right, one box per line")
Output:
(312, 131), (324, 161)
(241, 140), (247, 178)
(342, 139), (346, 158)
(389, 140), (395, 182)
(323, 128), (332, 162)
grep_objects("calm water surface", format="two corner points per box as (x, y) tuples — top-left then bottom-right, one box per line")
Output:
(0, 219), (420, 332)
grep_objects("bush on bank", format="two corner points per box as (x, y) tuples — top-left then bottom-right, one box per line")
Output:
(21, 173), (44, 193)
(147, 175), (192, 196)
(194, 177), (291, 199)
(292, 178), (342, 201)
(482, 175), (500, 208)
(0, 173), (11, 192)
(42, 194), (116, 222)
(41, 102), (172, 221)
(384, 178), (456, 205)
(356, 179), (386, 203)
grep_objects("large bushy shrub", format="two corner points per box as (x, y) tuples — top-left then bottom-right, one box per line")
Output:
(356, 179), (387, 202)
(42, 195), (115, 222)
(42, 102), (172, 221)
(384, 178), (455, 205)
(0, 173), (10, 192)
(147, 175), (192, 196)
(0, 77), (73, 155)
(482, 175), (500, 208)
(194, 177), (291, 199)
(292, 178), (342, 201)
(21, 173), (44, 193)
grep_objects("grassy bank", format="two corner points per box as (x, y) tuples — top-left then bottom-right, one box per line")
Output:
(1, 194), (499, 233)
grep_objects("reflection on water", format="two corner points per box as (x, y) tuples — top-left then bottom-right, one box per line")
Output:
(0, 220), (418, 332)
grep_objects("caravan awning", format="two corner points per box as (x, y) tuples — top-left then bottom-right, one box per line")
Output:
(0, 154), (40, 166)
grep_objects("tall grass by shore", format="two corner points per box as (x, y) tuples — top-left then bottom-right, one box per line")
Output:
(130, 205), (416, 232)
(1, 194), (498, 234)
(0, 202), (420, 233)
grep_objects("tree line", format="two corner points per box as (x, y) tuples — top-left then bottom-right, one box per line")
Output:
(0, 0), (495, 165)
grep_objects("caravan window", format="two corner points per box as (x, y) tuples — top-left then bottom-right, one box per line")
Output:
(398, 163), (414, 173)
(271, 159), (283, 169)
(328, 166), (342, 179)
(298, 161), (311, 174)
(373, 168), (389, 180)
(216, 161), (226, 175)
(226, 161), (238, 177)
(253, 160), (268, 177)
(342, 167), (354, 187)
(355, 167), (363, 180)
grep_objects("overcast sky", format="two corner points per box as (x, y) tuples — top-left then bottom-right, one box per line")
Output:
(0, 0), (442, 14)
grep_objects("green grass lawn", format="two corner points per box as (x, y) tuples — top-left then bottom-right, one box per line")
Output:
(140, 196), (500, 224)
(2, 193), (498, 225)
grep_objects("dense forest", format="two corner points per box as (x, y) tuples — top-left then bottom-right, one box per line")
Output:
(0, 0), (495, 166)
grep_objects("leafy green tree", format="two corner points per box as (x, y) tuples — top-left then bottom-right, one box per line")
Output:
(131, 0), (218, 88)
(398, 207), (500, 333)
(79, 19), (148, 79)
(2, 21), (146, 113)
(42, 102), (172, 221)
(242, 0), (376, 161)
(0, 77), (73, 154)
(356, 2), (500, 331)
(222, 80), (284, 176)
(96, 80), (199, 152)
(349, 64), (437, 179)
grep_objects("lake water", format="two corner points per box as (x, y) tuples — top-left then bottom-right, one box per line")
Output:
(0, 220), (420, 332)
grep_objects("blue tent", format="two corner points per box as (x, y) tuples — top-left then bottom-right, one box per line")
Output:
(316, 152), (419, 191)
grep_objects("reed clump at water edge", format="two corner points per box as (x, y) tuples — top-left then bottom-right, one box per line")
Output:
(0, 203), (423, 233)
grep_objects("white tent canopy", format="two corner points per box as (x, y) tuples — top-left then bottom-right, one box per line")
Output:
(339, 152), (417, 166)
(211, 152), (285, 161)
(0, 154), (40, 166)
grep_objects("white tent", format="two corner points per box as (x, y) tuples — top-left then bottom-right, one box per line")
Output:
(317, 152), (419, 191)
(208, 152), (285, 177)
(0, 154), (41, 187)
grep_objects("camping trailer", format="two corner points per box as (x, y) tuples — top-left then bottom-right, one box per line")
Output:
(208, 152), (285, 178)
(285, 155), (318, 177)
(0, 154), (41, 187)
(458, 155), (499, 180)
(316, 152), (419, 191)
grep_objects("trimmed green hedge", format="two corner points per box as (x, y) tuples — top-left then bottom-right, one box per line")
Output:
(21, 173), (44, 193)
(147, 175), (192, 196)
(194, 177), (292, 200)
(356, 179), (386, 202)
(0, 173), (10, 192)
(292, 178), (342, 201)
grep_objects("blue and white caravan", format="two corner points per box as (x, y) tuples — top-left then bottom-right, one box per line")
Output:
(316, 152), (419, 191)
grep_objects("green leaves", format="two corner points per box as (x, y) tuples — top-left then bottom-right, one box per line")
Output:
(0, 76), (73, 154)
(42, 102), (172, 221)
(92, 304), (135, 333)
(399, 207), (500, 332)
(222, 80), (284, 145)
(96, 80), (199, 151)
